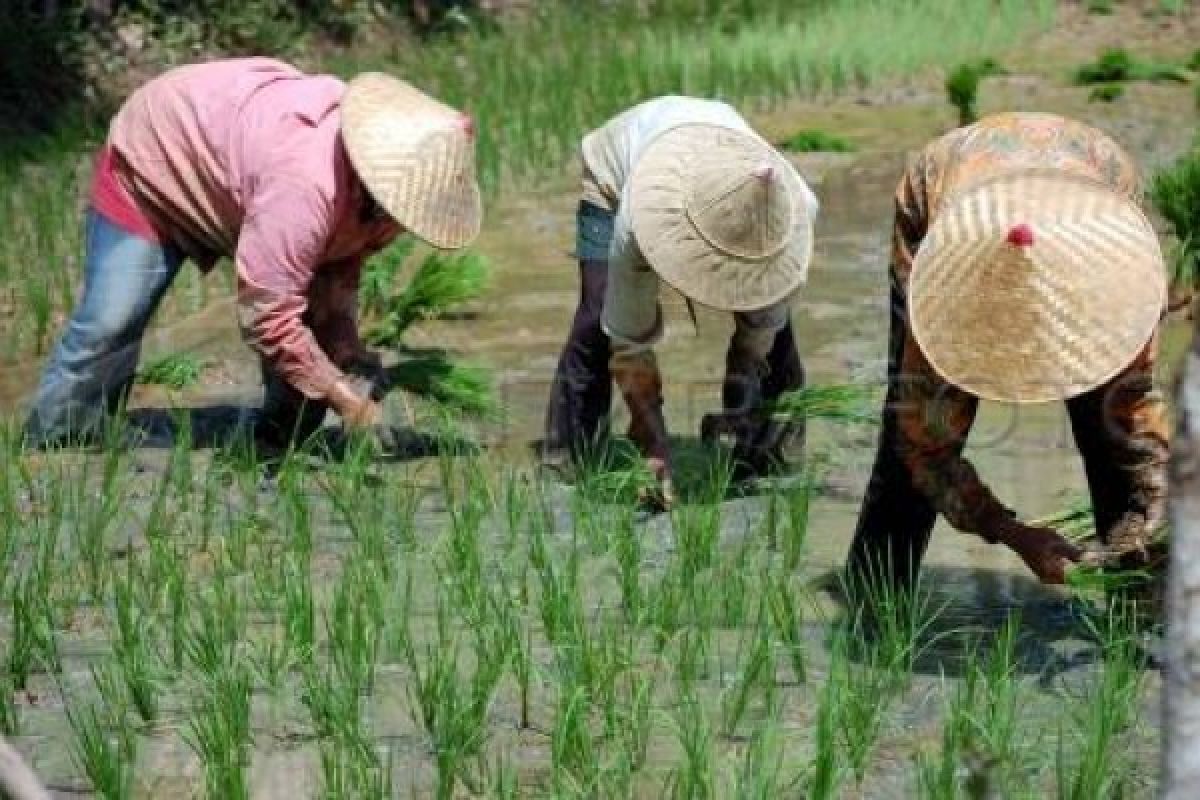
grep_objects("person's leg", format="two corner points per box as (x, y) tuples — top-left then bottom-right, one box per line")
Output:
(845, 282), (941, 588)
(25, 211), (184, 445)
(1067, 356), (1167, 549)
(543, 201), (615, 462)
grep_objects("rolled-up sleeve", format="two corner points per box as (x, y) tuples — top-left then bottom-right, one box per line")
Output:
(601, 201), (663, 355)
(235, 178), (345, 400)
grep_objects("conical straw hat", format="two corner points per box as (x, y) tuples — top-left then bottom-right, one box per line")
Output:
(628, 124), (814, 311)
(908, 170), (1165, 404)
(341, 73), (482, 249)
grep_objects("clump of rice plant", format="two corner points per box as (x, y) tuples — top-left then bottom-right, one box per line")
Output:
(388, 354), (498, 418)
(136, 352), (205, 389)
(66, 700), (136, 800)
(779, 129), (855, 153)
(365, 249), (490, 347)
(1189, 49), (1200, 71)
(1073, 48), (1190, 85)
(1086, 0), (1114, 13)
(359, 235), (417, 319)
(945, 58), (1006, 125)
(1088, 84), (1125, 103)
(1151, 144), (1200, 292)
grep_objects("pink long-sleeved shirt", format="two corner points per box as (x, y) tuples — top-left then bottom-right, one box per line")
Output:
(96, 58), (400, 401)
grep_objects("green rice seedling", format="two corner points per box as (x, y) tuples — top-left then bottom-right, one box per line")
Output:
(666, 690), (717, 800)
(184, 585), (242, 680)
(318, 737), (393, 800)
(1189, 49), (1200, 71)
(729, 707), (793, 800)
(387, 353), (499, 418)
(721, 600), (776, 737)
(7, 572), (59, 688)
(551, 685), (599, 794)
(112, 568), (162, 724)
(807, 647), (846, 799)
(1088, 83), (1125, 103)
(136, 351), (205, 389)
(326, 565), (384, 697)
(766, 571), (807, 685)
(1086, 0), (1114, 12)
(612, 669), (657, 773)
(780, 471), (815, 573)
(1073, 48), (1191, 85)
(184, 664), (253, 800)
(1056, 604), (1146, 798)
(779, 129), (856, 153)
(66, 699), (136, 800)
(365, 249), (490, 346)
(282, 553), (316, 661)
(767, 383), (877, 424)
(1152, 144), (1200, 291)
(404, 598), (504, 799)
(945, 59), (1006, 126)
(612, 506), (644, 623)
(0, 672), (19, 736)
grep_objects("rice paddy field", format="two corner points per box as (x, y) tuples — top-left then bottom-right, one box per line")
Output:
(2, 1), (1200, 798)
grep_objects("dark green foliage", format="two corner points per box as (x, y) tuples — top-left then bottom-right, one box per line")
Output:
(1151, 145), (1200, 290)
(945, 59), (1005, 126)
(780, 129), (856, 153)
(1088, 84), (1125, 103)
(1189, 49), (1200, 71)
(1073, 48), (1190, 85)
(1086, 0), (1114, 13)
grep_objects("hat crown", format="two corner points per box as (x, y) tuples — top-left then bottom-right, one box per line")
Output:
(685, 154), (794, 261)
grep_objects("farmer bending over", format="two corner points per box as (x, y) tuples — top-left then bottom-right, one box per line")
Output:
(847, 112), (1169, 587)
(543, 96), (819, 507)
(25, 58), (481, 448)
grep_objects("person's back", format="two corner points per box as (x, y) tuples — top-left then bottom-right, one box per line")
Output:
(108, 57), (345, 264)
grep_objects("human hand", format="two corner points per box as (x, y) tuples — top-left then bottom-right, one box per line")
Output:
(637, 456), (676, 513)
(997, 522), (1085, 585)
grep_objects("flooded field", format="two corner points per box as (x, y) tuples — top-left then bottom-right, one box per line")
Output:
(2, 3), (1199, 798)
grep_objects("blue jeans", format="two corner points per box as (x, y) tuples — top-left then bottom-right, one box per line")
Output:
(25, 210), (186, 443)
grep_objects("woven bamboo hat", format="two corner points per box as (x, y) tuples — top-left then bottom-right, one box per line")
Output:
(908, 170), (1165, 404)
(342, 73), (482, 249)
(628, 124), (814, 311)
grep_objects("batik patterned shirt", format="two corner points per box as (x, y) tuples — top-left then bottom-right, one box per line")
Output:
(891, 112), (1169, 544)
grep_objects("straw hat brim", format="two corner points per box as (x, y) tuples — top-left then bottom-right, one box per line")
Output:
(628, 124), (814, 312)
(908, 170), (1165, 404)
(341, 73), (483, 250)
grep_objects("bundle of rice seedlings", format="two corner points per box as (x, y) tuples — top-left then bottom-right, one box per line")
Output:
(766, 384), (877, 424)
(387, 353), (498, 419)
(1033, 496), (1167, 592)
(366, 250), (490, 347)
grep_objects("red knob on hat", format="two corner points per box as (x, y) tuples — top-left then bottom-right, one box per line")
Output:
(1006, 223), (1035, 248)
(458, 113), (475, 138)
